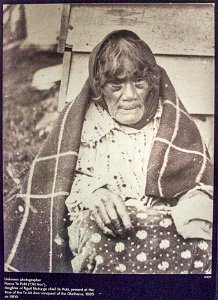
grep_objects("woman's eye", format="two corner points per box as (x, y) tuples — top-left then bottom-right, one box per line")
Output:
(109, 83), (123, 90)
(111, 83), (122, 87)
(134, 79), (145, 84)
(134, 79), (148, 88)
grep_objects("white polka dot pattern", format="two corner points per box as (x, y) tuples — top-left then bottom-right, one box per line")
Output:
(159, 218), (172, 228)
(91, 233), (101, 243)
(136, 252), (147, 262)
(159, 239), (170, 249)
(115, 242), (125, 252)
(95, 255), (103, 264)
(158, 261), (169, 271)
(181, 250), (191, 259)
(136, 230), (148, 240)
(69, 207), (212, 274)
(115, 264), (127, 272)
(198, 241), (208, 250)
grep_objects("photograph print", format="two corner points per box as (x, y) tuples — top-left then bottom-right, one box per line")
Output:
(3, 3), (215, 276)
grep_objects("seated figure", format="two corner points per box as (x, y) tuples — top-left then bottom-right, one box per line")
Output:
(5, 30), (213, 274)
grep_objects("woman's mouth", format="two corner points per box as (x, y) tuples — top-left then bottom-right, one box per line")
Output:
(119, 105), (140, 111)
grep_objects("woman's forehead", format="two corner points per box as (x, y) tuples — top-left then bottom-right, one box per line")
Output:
(120, 58), (138, 73)
(110, 57), (144, 79)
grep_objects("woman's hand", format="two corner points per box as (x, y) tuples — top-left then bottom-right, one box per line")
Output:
(83, 188), (132, 237)
(172, 217), (212, 240)
(171, 199), (213, 241)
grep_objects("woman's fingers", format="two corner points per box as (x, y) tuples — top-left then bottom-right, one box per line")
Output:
(89, 188), (132, 237)
(98, 202), (114, 229)
(105, 200), (125, 236)
(89, 189), (119, 236)
(91, 209), (116, 237)
(101, 226), (116, 237)
(114, 197), (132, 231)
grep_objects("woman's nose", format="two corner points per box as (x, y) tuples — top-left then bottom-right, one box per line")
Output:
(122, 83), (137, 101)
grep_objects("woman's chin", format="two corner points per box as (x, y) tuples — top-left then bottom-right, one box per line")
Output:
(115, 110), (144, 127)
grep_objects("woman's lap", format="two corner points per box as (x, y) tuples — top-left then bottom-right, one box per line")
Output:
(68, 206), (211, 274)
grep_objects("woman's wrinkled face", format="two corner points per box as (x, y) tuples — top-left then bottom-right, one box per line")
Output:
(102, 59), (150, 128)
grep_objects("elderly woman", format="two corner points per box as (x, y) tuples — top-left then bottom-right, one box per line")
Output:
(5, 30), (213, 274)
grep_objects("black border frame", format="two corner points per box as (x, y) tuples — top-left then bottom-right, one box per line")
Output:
(1, 1), (217, 299)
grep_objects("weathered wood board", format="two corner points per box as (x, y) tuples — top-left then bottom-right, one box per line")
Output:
(25, 4), (62, 46)
(57, 4), (71, 53)
(65, 53), (214, 115)
(66, 4), (214, 56)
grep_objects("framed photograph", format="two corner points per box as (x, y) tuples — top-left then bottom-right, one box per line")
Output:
(2, 2), (217, 299)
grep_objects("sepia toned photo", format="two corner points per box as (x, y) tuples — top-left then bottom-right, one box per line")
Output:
(3, 3), (214, 275)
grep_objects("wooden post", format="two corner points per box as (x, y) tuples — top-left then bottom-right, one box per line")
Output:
(57, 4), (72, 111)
(57, 4), (71, 53)
(58, 48), (73, 112)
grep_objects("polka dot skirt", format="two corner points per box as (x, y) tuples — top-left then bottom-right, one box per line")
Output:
(68, 207), (211, 274)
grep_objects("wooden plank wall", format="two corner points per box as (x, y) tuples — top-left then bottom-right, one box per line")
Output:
(24, 4), (62, 47)
(66, 4), (214, 56)
(60, 4), (214, 157)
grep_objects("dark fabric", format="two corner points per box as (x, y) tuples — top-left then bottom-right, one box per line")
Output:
(5, 30), (213, 273)
(68, 207), (211, 274)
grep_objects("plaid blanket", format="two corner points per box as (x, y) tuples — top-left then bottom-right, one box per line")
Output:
(5, 31), (213, 273)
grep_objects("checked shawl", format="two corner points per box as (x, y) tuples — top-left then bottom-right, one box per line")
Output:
(5, 31), (213, 273)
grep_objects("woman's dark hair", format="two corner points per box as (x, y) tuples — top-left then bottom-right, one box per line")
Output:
(94, 32), (159, 90)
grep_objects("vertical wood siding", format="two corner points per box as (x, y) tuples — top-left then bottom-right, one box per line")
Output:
(59, 4), (214, 156)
